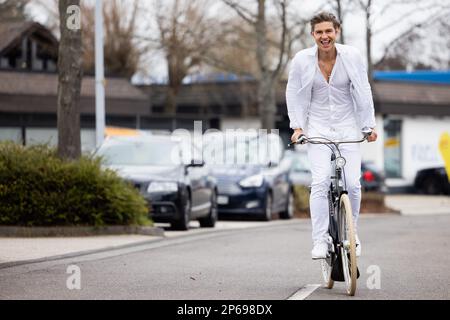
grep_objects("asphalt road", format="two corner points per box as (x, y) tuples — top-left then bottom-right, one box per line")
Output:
(1, 214), (449, 300)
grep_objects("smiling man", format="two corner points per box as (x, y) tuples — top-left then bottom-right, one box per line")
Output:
(286, 12), (377, 259)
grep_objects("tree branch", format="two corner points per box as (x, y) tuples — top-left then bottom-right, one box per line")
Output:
(222, 0), (256, 25)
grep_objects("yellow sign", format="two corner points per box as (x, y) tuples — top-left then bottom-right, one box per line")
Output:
(439, 132), (450, 182)
(105, 126), (142, 137)
(384, 137), (399, 148)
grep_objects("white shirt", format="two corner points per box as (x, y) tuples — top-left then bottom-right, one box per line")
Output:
(308, 53), (358, 139)
(285, 44), (376, 132)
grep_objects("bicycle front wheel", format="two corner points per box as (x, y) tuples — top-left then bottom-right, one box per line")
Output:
(339, 194), (357, 296)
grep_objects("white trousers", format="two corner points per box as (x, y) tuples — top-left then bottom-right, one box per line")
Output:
(307, 133), (362, 246)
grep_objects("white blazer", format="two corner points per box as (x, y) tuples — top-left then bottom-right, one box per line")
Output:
(285, 43), (376, 131)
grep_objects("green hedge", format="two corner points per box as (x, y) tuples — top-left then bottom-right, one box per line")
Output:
(0, 142), (151, 227)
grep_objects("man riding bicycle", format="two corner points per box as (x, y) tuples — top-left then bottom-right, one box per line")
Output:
(286, 12), (377, 260)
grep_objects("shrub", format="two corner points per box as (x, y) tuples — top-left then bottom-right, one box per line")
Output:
(0, 142), (151, 227)
(293, 185), (310, 217)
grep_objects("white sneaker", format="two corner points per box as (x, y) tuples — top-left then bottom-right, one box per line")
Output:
(355, 234), (361, 257)
(311, 242), (329, 260)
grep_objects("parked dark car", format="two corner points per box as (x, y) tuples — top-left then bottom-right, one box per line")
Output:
(286, 149), (386, 192)
(203, 133), (294, 221)
(96, 135), (218, 230)
(414, 167), (450, 195)
(361, 161), (386, 192)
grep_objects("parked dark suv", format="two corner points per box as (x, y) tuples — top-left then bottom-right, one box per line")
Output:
(96, 135), (218, 230)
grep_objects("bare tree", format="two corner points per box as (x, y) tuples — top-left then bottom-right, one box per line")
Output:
(34, 0), (144, 79)
(91, 0), (142, 78)
(358, 0), (450, 82)
(220, 0), (304, 130)
(376, 12), (450, 70)
(147, 0), (216, 115)
(57, 0), (82, 159)
(0, 0), (29, 21)
(324, 0), (357, 44)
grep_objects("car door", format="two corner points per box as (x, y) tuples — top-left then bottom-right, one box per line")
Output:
(183, 143), (212, 218)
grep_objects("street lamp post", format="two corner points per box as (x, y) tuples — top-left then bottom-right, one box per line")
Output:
(95, 0), (105, 147)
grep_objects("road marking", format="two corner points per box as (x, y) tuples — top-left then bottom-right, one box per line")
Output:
(287, 284), (321, 300)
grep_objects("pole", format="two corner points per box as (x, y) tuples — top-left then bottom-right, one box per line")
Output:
(95, 0), (105, 147)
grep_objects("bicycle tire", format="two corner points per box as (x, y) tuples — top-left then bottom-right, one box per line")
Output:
(339, 194), (357, 296)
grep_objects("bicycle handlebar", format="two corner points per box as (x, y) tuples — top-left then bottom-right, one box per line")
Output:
(288, 131), (372, 147)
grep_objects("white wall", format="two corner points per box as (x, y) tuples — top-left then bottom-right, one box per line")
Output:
(24, 128), (97, 154)
(401, 116), (449, 185)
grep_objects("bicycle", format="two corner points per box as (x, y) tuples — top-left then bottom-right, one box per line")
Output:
(289, 129), (372, 296)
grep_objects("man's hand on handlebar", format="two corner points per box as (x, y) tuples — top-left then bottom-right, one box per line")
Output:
(291, 128), (304, 144)
(366, 128), (378, 142)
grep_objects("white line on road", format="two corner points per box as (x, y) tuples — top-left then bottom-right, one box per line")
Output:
(287, 284), (321, 300)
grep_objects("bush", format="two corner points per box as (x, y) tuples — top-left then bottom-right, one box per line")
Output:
(293, 185), (310, 218)
(0, 142), (151, 227)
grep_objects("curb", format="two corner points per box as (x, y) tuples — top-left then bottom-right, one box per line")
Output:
(0, 225), (165, 238)
(0, 237), (166, 270)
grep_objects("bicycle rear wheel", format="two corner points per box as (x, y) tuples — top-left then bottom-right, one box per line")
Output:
(339, 194), (357, 296)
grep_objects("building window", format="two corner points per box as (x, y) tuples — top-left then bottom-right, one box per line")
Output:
(384, 119), (402, 178)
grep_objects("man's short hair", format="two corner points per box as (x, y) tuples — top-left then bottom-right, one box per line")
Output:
(310, 12), (341, 33)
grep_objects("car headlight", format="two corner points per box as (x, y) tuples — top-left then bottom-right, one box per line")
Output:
(239, 174), (264, 188)
(147, 182), (178, 193)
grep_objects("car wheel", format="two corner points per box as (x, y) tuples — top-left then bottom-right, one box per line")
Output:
(172, 196), (191, 230)
(280, 188), (294, 220)
(199, 192), (218, 228)
(262, 193), (273, 221)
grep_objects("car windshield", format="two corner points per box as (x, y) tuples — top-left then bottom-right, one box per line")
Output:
(97, 139), (182, 166)
(203, 134), (282, 165)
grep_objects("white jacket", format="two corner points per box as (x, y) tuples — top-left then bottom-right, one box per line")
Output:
(285, 43), (376, 131)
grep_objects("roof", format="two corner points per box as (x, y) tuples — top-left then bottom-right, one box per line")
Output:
(0, 21), (58, 54)
(374, 70), (450, 85)
(139, 80), (450, 112)
(373, 81), (450, 106)
(0, 71), (147, 100)
(139, 82), (258, 108)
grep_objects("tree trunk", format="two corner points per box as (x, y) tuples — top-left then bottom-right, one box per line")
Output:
(258, 77), (276, 130)
(166, 86), (178, 115)
(365, 0), (374, 85)
(57, 0), (82, 159)
(336, 0), (345, 44)
(255, 0), (276, 130)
